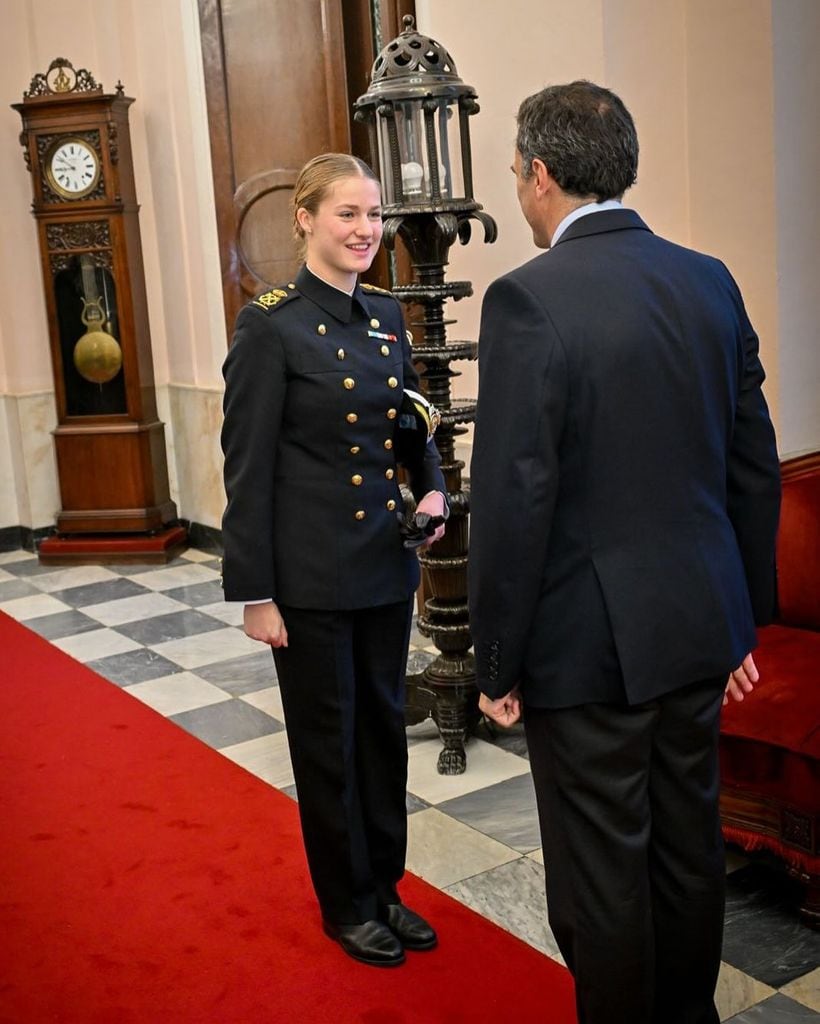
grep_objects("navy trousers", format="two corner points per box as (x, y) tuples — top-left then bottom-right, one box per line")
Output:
(524, 678), (726, 1024)
(273, 599), (414, 924)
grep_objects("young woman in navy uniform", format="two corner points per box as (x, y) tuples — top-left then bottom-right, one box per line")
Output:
(221, 154), (447, 967)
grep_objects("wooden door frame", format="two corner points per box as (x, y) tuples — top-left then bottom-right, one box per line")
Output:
(197, 0), (415, 342)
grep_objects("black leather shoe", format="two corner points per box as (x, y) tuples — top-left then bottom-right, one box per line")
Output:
(322, 919), (405, 966)
(382, 903), (437, 950)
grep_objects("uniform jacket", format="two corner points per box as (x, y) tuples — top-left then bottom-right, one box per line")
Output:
(469, 209), (781, 708)
(221, 266), (445, 610)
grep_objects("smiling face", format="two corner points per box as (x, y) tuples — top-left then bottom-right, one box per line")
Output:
(297, 174), (383, 291)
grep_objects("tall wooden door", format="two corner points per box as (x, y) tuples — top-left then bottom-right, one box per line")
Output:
(198, 0), (414, 339)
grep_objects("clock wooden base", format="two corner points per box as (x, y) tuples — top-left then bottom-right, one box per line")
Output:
(53, 421), (176, 533)
(37, 523), (188, 565)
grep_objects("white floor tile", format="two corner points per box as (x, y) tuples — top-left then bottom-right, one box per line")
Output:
(31, 565), (119, 593)
(241, 686), (284, 721)
(81, 592), (189, 627)
(131, 563), (221, 591)
(180, 549), (218, 562)
(780, 968), (820, 1012)
(406, 807), (520, 888)
(715, 961), (775, 1021)
(0, 568), (15, 582)
(0, 550), (35, 565)
(52, 628), (141, 662)
(198, 601), (244, 626)
(407, 736), (531, 805)
(1, 593), (72, 621)
(124, 672), (231, 716)
(220, 732), (295, 790)
(149, 627), (262, 669)
(526, 848), (545, 865)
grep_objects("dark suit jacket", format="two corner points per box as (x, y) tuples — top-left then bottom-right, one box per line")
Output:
(221, 266), (445, 610)
(469, 210), (781, 707)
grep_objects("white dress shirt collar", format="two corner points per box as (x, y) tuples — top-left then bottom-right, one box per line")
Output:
(551, 199), (624, 247)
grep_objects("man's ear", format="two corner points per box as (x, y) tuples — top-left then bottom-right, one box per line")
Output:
(531, 158), (553, 198)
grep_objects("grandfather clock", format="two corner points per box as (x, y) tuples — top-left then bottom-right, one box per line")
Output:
(13, 58), (185, 564)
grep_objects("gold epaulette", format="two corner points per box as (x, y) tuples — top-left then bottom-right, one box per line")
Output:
(251, 285), (298, 313)
(361, 282), (393, 296)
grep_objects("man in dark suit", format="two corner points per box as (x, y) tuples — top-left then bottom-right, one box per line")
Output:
(468, 81), (780, 1023)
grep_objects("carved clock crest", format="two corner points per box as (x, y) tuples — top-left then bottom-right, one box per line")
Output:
(13, 58), (186, 563)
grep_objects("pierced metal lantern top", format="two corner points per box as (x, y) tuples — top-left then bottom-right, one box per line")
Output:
(361, 15), (473, 101)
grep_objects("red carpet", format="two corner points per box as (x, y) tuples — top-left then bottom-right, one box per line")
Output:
(0, 611), (576, 1023)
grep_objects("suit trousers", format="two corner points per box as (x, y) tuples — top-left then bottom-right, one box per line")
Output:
(524, 678), (726, 1024)
(272, 599), (413, 925)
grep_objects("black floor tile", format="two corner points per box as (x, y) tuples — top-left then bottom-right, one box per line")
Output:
(725, 993), (820, 1021)
(438, 772), (541, 852)
(51, 578), (151, 608)
(87, 648), (185, 686)
(114, 609), (225, 645)
(195, 650), (278, 694)
(169, 698), (283, 748)
(722, 863), (820, 987)
(406, 792), (430, 815)
(24, 609), (102, 641)
(0, 579), (41, 601)
(1, 558), (58, 578)
(162, 581), (226, 607)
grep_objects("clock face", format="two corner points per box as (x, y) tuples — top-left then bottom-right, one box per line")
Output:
(47, 137), (101, 199)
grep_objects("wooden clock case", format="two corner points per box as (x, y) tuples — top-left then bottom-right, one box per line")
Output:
(13, 60), (185, 563)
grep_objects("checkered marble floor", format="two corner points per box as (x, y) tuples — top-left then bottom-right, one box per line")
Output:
(2, 546), (818, 1021)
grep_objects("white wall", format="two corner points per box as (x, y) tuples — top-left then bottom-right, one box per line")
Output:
(772, 0), (820, 456)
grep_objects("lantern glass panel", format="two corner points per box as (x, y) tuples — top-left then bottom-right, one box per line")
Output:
(434, 101), (465, 200)
(376, 116), (397, 204)
(395, 100), (429, 202)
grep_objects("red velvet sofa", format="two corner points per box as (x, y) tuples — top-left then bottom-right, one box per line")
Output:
(719, 451), (820, 926)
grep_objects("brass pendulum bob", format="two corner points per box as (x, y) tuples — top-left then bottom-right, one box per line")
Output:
(73, 319), (123, 384)
(73, 261), (123, 384)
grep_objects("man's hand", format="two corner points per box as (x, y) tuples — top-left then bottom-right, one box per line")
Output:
(415, 490), (446, 547)
(724, 652), (758, 706)
(479, 687), (522, 727)
(244, 601), (288, 648)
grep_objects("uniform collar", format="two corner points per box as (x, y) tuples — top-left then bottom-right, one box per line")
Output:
(296, 265), (372, 324)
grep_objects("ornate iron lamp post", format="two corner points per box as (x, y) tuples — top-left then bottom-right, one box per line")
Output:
(355, 16), (496, 774)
